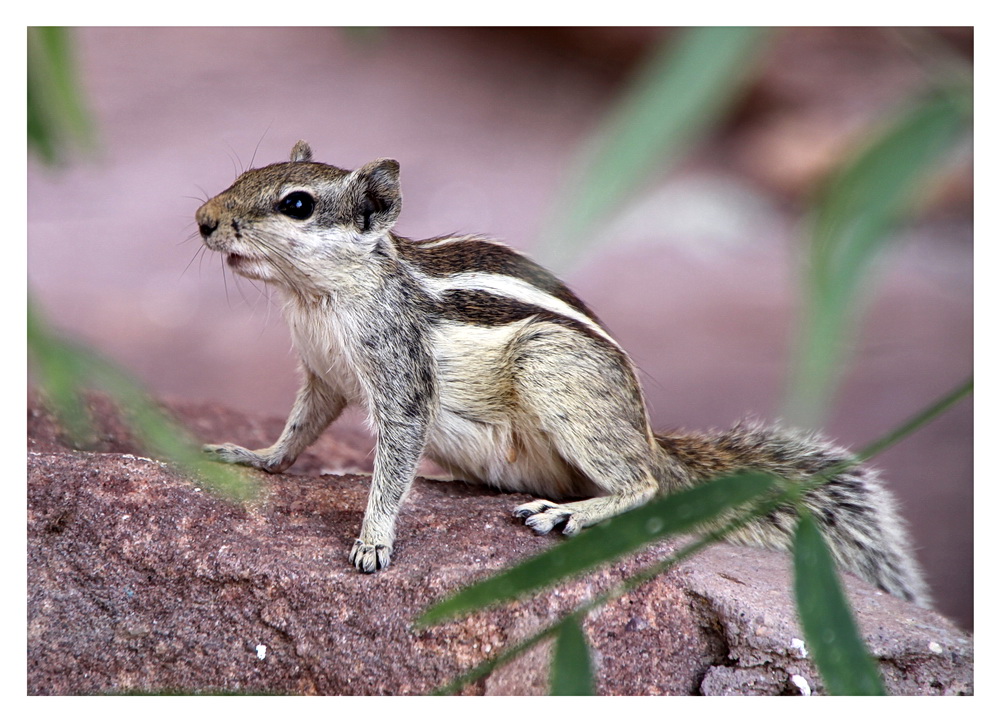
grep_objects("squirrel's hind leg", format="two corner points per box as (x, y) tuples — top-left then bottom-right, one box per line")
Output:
(507, 323), (659, 535)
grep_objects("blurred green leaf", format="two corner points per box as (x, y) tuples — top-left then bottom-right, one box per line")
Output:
(550, 617), (594, 695)
(28, 299), (258, 501)
(417, 471), (776, 627)
(27, 300), (93, 444)
(793, 511), (886, 695)
(537, 26), (770, 270)
(27, 26), (95, 164)
(786, 88), (971, 426)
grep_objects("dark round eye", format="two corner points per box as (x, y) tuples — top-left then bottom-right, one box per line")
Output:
(277, 191), (315, 220)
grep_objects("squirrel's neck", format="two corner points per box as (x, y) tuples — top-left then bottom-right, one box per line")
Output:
(277, 232), (401, 304)
(281, 233), (417, 309)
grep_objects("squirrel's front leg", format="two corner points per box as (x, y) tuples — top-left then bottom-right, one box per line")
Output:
(348, 417), (428, 572)
(204, 370), (345, 473)
(348, 308), (435, 572)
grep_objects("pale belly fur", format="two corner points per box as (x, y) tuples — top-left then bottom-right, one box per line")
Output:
(424, 322), (599, 499)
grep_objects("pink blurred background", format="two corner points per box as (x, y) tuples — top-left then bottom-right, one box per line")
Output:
(27, 27), (972, 629)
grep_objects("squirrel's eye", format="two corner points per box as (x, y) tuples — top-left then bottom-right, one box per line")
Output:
(277, 191), (315, 220)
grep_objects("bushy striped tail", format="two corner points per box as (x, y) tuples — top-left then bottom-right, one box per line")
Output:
(655, 422), (930, 607)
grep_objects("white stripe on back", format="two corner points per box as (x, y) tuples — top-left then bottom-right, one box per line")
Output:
(420, 271), (619, 346)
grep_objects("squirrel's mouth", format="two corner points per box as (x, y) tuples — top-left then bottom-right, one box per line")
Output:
(225, 252), (271, 281)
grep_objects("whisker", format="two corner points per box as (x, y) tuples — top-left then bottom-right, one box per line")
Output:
(263, 283), (275, 328)
(178, 221), (202, 245)
(235, 274), (258, 310)
(251, 281), (269, 317)
(223, 147), (240, 181)
(249, 125), (272, 170)
(221, 254), (232, 307)
(181, 245), (208, 278)
(252, 285), (275, 341)
(250, 237), (308, 288)
(253, 233), (329, 281)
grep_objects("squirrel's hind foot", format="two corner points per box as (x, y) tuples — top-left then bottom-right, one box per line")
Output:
(513, 499), (584, 536)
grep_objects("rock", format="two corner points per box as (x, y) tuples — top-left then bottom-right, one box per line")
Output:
(684, 545), (973, 695)
(26, 396), (972, 695)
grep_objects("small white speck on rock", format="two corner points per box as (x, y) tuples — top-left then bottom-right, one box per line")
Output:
(256, 644), (267, 660)
(790, 674), (811, 696)
(928, 641), (944, 654)
(790, 637), (809, 658)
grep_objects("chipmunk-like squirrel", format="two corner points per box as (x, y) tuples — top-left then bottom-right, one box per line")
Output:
(196, 141), (929, 606)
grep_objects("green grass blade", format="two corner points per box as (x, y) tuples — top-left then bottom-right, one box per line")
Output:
(793, 511), (886, 695)
(786, 88), (970, 426)
(856, 377), (972, 462)
(536, 26), (769, 270)
(550, 617), (595, 695)
(417, 471), (776, 627)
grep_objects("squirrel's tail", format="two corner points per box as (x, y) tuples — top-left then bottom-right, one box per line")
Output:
(654, 422), (930, 607)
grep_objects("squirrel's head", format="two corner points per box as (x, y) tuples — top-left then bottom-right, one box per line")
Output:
(196, 141), (402, 290)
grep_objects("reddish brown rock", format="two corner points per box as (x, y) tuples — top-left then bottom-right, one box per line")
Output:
(26, 396), (972, 695)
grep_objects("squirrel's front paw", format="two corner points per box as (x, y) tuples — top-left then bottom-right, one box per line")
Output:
(203, 443), (289, 473)
(203, 442), (258, 465)
(349, 539), (392, 573)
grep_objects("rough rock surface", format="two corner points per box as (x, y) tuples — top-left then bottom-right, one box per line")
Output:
(26, 396), (972, 695)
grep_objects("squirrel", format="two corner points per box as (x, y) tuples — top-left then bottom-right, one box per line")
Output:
(195, 141), (929, 607)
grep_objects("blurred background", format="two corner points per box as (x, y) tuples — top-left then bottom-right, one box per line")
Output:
(27, 27), (972, 629)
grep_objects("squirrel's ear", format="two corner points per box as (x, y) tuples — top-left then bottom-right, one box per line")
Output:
(350, 158), (401, 235)
(290, 140), (313, 162)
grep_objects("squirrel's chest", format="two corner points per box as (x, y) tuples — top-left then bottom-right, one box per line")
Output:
(286, 305), (365, 402)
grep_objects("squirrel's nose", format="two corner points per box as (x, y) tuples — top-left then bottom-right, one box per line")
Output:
(196, 204), (219, 238)
(198, 219), (218, 238)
